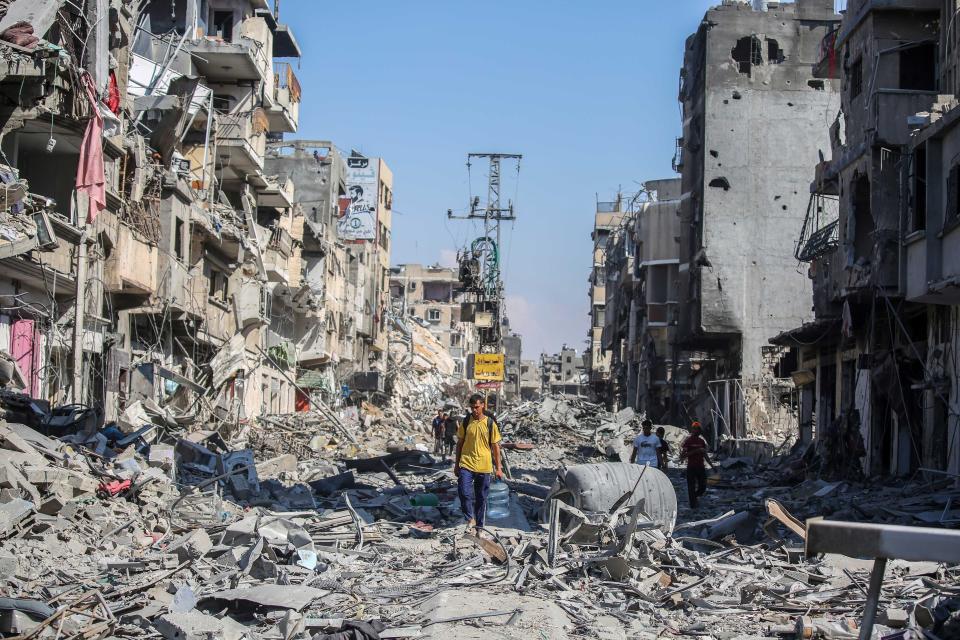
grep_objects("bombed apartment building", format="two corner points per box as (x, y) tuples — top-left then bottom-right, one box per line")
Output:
(602, 179), (689, 421)
(675, 0), (842, 439)
(0, 0), (131, 409)
(585, 197), (625, 406)
(774, 0), (960, 477)
(389, 263), (478, 379)
(265, 142), (395, 400)
(540, 346), (587, 397)
(0, 0), (336, 432)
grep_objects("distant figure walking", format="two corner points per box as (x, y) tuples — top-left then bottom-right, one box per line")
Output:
(656, 426), (670, 470)
(432, 409), (445, 455)
(630, 419), (661, 468)
(679, 421), (714, 508)
(443, 411), (458, 458)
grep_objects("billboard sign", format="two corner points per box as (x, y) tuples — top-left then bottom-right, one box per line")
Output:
(470, 353), (505, 382)
(338, 155), (378, 241)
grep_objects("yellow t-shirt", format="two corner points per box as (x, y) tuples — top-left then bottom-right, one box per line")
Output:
(456, 415), (502, 473)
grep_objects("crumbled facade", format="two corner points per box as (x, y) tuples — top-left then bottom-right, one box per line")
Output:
(674, 0), (842, 438)
(389, 263), (478, 380)
(775, 0), (960, 477)
(585, 198), (624, 405)
(0, 0), (394, 430)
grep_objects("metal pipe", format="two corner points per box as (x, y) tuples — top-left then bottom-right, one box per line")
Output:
(858, 557), (887, 640)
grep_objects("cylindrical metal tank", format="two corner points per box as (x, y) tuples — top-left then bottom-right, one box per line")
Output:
(542, 462), (678, 534)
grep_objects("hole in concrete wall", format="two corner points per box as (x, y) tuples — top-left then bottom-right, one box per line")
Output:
(731, 36), (762, 76)
(767, 38), (784, 64)
(787, 102), (794, 106)
(808, 79), (825, 90)
(782, 205), (788, 211)
(774, 195), (781, 200)
(732, 91), (742, 100)
(709, 177), (731, 191)
(851, 172), (874, 261)
(910, 142), (926, 232)
(899, 43), (937, 91)
(709, 150), (719, 158)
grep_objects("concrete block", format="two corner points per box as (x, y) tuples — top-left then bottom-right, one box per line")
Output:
(168, 528), (212, 563)
(38, 494), (68, 516)
(154, 612), (229, 640)
(883, 609), (909, 628)
(255, 454), (297, 478)
(0, 553), (17, 576)
(0, 498), (34, 535)
(0, 461), (40, 503)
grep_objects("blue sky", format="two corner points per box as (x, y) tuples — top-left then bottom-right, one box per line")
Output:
(282, 0), (720, 359)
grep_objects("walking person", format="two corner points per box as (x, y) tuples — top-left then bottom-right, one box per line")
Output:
(656, 426), (671, 470)
(630, 419), (661, 468)
(431, 409), (445, 455)
(443, 411), (458, 459)
(454, 394), (504, 534)
(679, 421), (714, 508)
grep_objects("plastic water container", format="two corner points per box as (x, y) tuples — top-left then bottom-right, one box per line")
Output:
(486, 481), (511, 519)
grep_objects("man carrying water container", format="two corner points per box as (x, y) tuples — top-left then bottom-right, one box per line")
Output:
(453, 393), (504, 535)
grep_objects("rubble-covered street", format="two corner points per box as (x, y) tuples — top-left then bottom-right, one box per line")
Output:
(0, 0), (958, 639)
(2, 393), (960, 640)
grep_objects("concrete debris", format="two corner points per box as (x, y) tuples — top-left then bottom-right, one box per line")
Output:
(0, 389), (957, 640)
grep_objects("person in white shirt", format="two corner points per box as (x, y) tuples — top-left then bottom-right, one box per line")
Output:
(630, 419), (661, 468)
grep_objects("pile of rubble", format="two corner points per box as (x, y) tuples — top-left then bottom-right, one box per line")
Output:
(2, 387), (959, 640)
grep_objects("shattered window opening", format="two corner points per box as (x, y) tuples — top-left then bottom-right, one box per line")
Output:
(766, 38), (784, 64)
(899, 42), (937, 92)
(732, 36), (763, 76)
(849, 57), (863, 99)
(911, 144), (926, 233)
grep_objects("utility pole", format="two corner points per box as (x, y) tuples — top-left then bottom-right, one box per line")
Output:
(448, 152), (521, 408)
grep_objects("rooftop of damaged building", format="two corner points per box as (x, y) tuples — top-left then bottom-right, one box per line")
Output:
(0, 392), (958, 639)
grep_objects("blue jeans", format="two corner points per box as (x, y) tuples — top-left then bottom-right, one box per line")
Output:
(457, 468), (491, 527)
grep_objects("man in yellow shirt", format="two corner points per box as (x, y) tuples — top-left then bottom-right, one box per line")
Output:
(454, 393), (504, 533)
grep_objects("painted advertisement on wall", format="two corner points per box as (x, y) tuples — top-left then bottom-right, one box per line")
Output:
(337, 154), (378, 241)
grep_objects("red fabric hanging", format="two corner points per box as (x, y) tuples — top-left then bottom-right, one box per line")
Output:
(76, 73), (106, 223)
(107, 70), (121, 114)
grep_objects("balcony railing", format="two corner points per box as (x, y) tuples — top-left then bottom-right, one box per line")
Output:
(273, 61), (302, 102)
(795, 192), (840, 262)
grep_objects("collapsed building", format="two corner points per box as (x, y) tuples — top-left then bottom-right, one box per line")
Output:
(673, 0), (842, 438)
(603, 179), (685, 421)
(0, 0), (397, 436)
(774, 0), (960, 477)
(584, 197), (624, 405)
(593, 0), (843, 442)
(265, 142), (394, 400)
(388, 263), (479, 380)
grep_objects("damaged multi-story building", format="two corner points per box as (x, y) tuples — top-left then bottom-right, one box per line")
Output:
(0, 0), (396, 438)
(584, 197), (624, 405)
(389, 263), (478, 379)
(540, 346), (588, 397)
(774, 0), (960, 476)
(265, 142), (394, 399)
(602, 179), (687, 421)
(673, 0), (842, 437)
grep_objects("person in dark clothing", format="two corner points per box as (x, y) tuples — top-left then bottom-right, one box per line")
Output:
(443, 413), (458, 458)
(431, 410), (445, 455)
(679, 421), (714, 508)
(655, 426), (670, 470)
